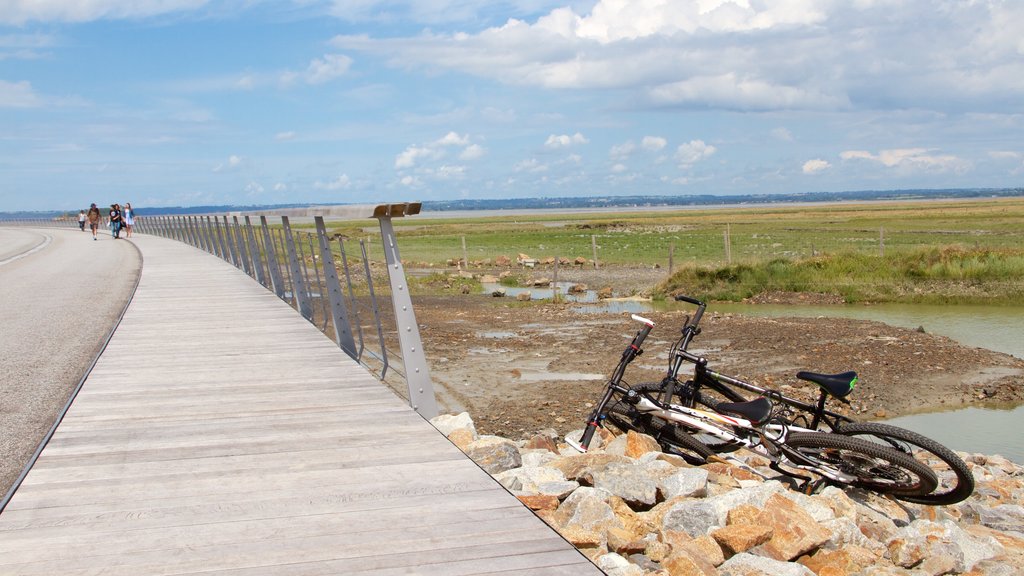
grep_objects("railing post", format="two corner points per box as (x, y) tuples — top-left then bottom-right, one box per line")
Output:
(314, 217), (357, 358)
(244, 216), (267, 287)
(281, 216), (314, 320)
(260, 216), (286, 299)
(222, 216), (239, 268)
(212, 216), (228, 260)
(204, 216), (219, 254)
(375, 205), (438, 419)
(233, 216), (252, 276)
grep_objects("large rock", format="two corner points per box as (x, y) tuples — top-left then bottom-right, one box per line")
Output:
(718, 553), (815, 576)
(662, 481), (787, 536)
(555, 487), (622, 533)
(591, 461), (660, 508)
(750, 493), (833, 562)
(712, 523), (773, 557)
(464, 436), (522, 474)
(429, 411), (477, 438)
(494, 465), (569, 493)
(659, 467), (709, 500)
(887, 519), (1004, 573)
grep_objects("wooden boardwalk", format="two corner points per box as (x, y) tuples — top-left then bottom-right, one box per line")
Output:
(0, 234), (600, 575)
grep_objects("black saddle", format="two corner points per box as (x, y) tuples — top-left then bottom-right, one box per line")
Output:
(796, 370), (858, 399)
(715, 397), (773, 425)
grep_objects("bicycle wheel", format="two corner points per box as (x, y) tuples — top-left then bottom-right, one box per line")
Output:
(605, 396), (714, 464)
(631, 382), (744, 454)
(834, 422), (974, 505)
(784, 431), (938, 496)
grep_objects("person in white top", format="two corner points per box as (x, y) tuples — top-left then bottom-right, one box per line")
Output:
(123, 202), (135, 238)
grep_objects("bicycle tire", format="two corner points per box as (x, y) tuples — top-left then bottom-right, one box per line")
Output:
(631, 381), (744, 454)
(834, 422), (974, 505)
(784, 431), (938, 496)
(605, 397), (715, 464)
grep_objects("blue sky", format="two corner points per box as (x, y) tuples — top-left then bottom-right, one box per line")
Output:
(2, 0), (1023, 211)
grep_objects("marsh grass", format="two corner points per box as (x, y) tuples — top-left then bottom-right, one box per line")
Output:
(283, 197), (1024, 303)
(656, 246), (1024, 304)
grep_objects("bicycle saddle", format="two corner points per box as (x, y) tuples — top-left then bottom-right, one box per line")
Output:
(715, 397), (772, 425)
(796, 370), (858, 399)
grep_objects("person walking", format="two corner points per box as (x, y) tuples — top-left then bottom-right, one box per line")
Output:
(123, 202), (135, 238)
(87, 203), (102, 240)
(109, 203), (123, 239)
(78, 210), (86, 231)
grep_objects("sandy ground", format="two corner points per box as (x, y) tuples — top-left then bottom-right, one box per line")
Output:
(410, 266), (1024, 440)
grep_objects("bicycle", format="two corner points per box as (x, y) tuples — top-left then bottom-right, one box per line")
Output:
(637, 294), (974, 505)
(568, 313), (939, 498)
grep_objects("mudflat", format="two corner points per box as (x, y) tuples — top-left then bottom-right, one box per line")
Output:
(409, 266), (1024, 440)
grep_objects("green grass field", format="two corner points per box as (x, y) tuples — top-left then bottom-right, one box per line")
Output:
(298, 197), (1024, 304)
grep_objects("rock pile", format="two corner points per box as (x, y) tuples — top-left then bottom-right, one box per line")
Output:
(431, 412), (1024, 575)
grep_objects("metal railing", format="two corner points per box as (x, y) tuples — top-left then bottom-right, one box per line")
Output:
(2, 204), (438, 419)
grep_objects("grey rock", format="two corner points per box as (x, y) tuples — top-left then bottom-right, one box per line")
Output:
(429, 411), (477, 438)
(558, 487), (622, 532)
(536, 480), (580, 499)
(658, 467), (709, 499)
(591, 461), (659, 507)
(718, 552), (815, 576)
(596, 553), (644, 576)
(978, 504), (1024, 533)
(465, 436), (522, 474)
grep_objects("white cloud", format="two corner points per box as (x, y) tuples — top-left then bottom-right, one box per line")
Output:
(610, 140), (636, 160)
(641, 136), (666, 152)
(435, 165), (466, 179)
(544, 132), (588, 148)
(244, 181), (264, 195)
(437, 131), (469, 146)
(275, 131), (296, 141)
(395, 132), (480, 169)
(802, 159), (830, 174)
(611, 163), (627, 173)
(395, 145), (438, 169)
(460, 144), (485, 160)
(840, 148), (971, 173)
(304, 54), (353, 85)
(331, 1), (1024, 114)
(675, 140), (716, 167)
(0, 0), (209, 25)
(0, 80), (42, 108)
(274, 183), (288, 191)
(314, 174), (352, 190)
(514, 158), (548, 173)
(772, 128), (794, 142)
(213, 155), (243, 172)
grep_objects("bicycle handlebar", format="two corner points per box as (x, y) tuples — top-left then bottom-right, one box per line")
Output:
(673, 294), (705, 306)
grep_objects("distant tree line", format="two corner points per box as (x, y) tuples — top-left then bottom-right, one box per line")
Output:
(2, 188), (1021, 220)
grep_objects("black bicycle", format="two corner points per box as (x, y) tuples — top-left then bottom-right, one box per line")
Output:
(634, 294), (974, 505)
(570, 314), (939, 498)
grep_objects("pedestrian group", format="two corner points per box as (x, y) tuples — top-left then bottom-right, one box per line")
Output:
(82, 202), (136, 240)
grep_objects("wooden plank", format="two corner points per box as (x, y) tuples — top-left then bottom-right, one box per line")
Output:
(0, 234), (600, 575)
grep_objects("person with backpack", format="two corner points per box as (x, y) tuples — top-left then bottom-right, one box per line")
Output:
(87, 203), (102, 240)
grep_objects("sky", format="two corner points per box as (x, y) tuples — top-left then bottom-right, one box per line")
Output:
(2, 0), (1023, 212)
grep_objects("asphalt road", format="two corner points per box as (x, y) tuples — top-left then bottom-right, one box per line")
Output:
(0, 227), (140, 500)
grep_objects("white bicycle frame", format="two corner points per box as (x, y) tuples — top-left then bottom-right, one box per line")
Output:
(630, 395), (859, 484)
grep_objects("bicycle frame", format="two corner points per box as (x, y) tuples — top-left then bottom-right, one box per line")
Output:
(663, 294), (855, 432)
(627, 389), (861, 485)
